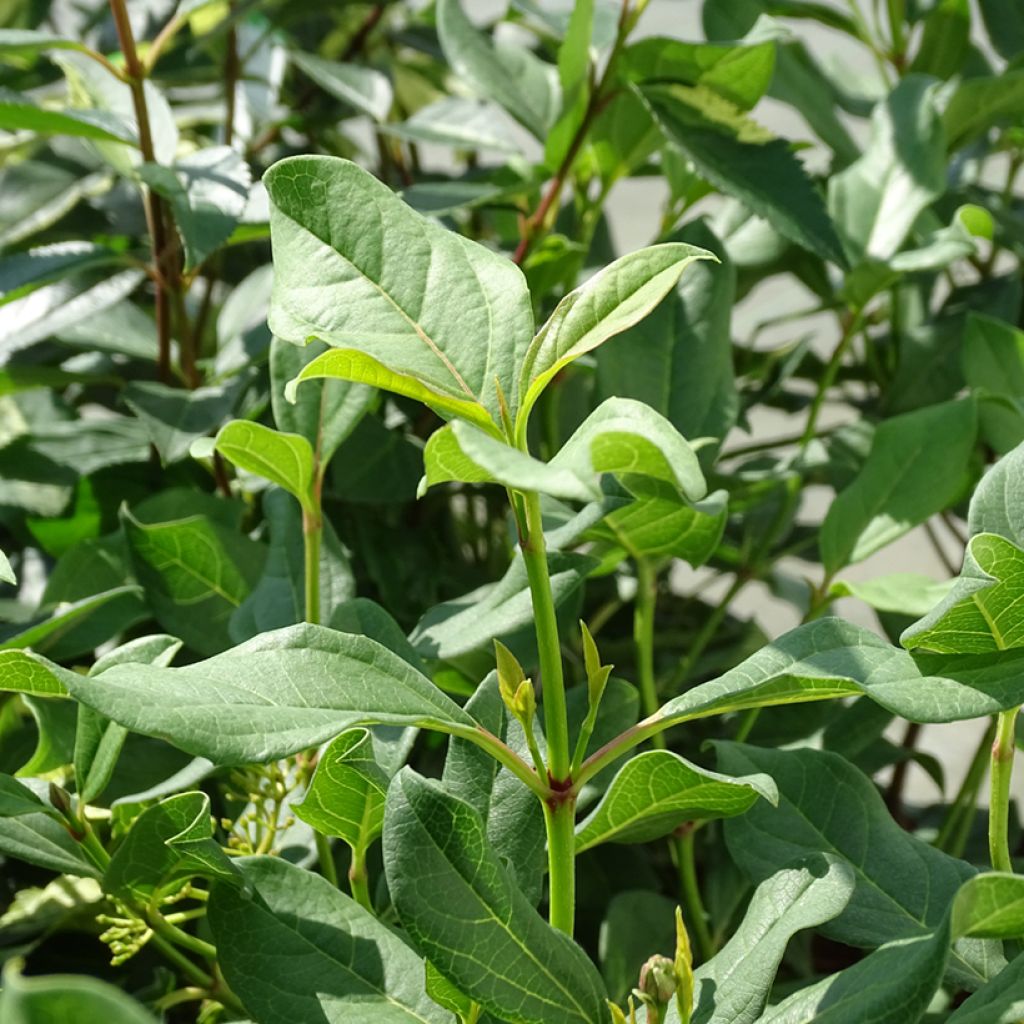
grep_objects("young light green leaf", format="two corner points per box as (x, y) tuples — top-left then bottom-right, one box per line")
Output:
(194, 420), (316, 512)
(0, 965), (158, 1024)
(550, 397), (707, 502)
(437, 0), (560, 139)
(103, 791), (243, 903)
(719, 743), (990, 988)
(685, 855), (856, 1024)
(575, 750), (776, 853)
(517, 244), (716, 429)
(383, 769), (610, 1024)
(265, 155), (532, 429)
(597, 220), (737, 455)
(269, 336), (373, 467)
(121, 503), (265, 656)
(289, 51), (393, 121)
(0, 650), (78, 697)
(820, 397), (977, 574)
(410, 551), (597, 660)
(829, 76), (946, 263)
(64, 623), (477, 765)
(643, 83), (846, 266)
(208, 855), (448, 1024)
(901, 533), (1024, 653)
(292, 727), (388, 851)
(952, 873), (1024, 940)
(0, 89), (137, 144)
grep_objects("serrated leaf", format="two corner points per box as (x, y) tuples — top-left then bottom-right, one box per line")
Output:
(820, 397), (977, 574)
(208, 855), (448, 1023)
(437, 0), (560, 139)
(643, 83), (846, 266)
(517, 243), (716, 427)
(290, 51), (393, 121)
(575, 749), (776, 853)
(719, 743), (991, 988)
(63, 623), (477, 765)
(383, 769), (610, 1024)
(266, 155), (532, 429)
(292, 728), (387, 851)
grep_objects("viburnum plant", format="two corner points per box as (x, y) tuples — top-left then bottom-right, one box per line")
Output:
(2, 0), (1024, 1022)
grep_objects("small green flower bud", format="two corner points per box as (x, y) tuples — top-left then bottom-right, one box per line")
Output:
(494, 639), (525, 709)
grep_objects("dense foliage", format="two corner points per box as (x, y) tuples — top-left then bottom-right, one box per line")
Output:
(2, 0), (1024, 1021)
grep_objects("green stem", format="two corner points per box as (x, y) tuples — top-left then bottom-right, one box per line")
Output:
(676, 829), (713, 963)
(521, 490), (569, 781)
(315, 830), (339, 887)
(990, 707), (1020, 873)
(303, 507), (322, 625)
(733, 708), (760, 744)
(937, 719), (996, 856)
(149, 932), (214, 990)
(800, 310), (863, 448)
(148, 909), (218, 961)
(348, 845), (374, 913)
(544, 799), (577, 936)
(634, 558), (664, 748)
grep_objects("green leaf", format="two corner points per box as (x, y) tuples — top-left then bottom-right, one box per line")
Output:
(0, 29), (91, 58)
(820, 397), (977, 574)
(292, 727), (387, 852)
(550, 397), (707, 502)
(0, 650), (77, 697)
(622, 36), (776, 111)
(437, 0), (560, 139)
(518, 243), (716, 427)
(0, 242), (125, 305)
(270, 337), (373, 466)
(0, 775), (50, 818)
(946, 950), (1024, 1023)
(0, 270), (145, 362)
(908, 0), (970, 79)
(829, 573), (955, 618)
(208, 855), (448, 1023)
(230, 489), (353, 642)
(684, 855), (855, 1024)
(901, 533), (1024, 653)
(0, 810), (99, 877)
(265, 155), (532, 429)
(753, 930), (949, 1024)
(829, 76), (946, 263)
(194, 420), (316, 512)
(643, 83), (846, 266)
(383, 769), (610, 1024)
(63, 623), (477, 765)
(121, 501), (265, 656)
(381, 97), (521, 154)
(139, 147), (251, 270)
(0, 586), (142, 657)
(597, 220), (738, 455)
(575, 749), (776, 853)
(442, 674), (546, 904)
(719, 743), (991, 987)
(123, 377), (247, 465)
(104, 791), (242, 903)
(74, 635), (182, 804)
(963, 312), (1024, 454)
(944, 70), (1024, 150)
(0, 88), (136, 144)
(654, 617), (1024, 730)
(289, 51), (393, 121)
(0, 164), (112, 250)
(966, 438), (1024, 546)
(979, 0), (1024, 60)
(952, 873), (1024, 940)
(410, 551), (597, 660)
(0, 966), (157, 1023)
(0, 548), (13, 585)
